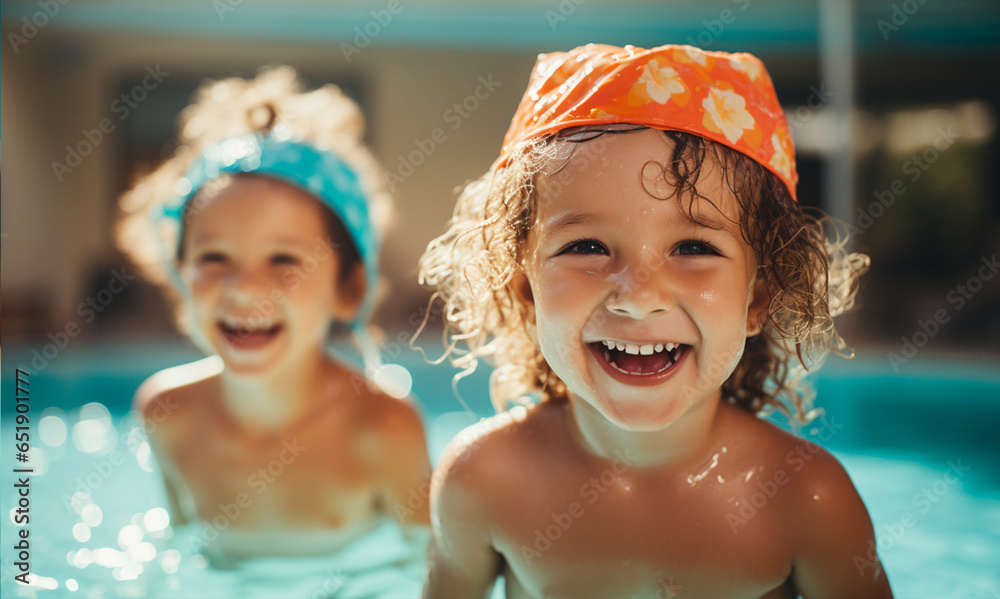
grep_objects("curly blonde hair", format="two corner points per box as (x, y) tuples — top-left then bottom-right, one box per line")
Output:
(115, 66), (392, 326)
(419, 126), (869, 425)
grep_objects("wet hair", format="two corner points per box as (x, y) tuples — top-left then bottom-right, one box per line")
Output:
(418, 125), (869, 425)
(115, 66), (391, 328)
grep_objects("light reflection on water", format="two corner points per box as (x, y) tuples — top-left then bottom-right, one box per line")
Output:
(2, 404), (427, 599)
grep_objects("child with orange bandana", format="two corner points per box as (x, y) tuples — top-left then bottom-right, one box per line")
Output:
(420, 44), (892, 598)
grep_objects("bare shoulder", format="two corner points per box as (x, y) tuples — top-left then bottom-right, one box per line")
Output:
(722, 413), (894, 596)
(341, 367), (428, 449)
(435, 401), (558, 489)
(429, 404), (541, 534)
(719, 401), (841, 464)
(360, 386), (425, 437)
(133, 356), (222, 435)
(720, 402), (869, 522)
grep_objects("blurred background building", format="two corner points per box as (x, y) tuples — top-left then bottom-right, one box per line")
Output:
(3, 0), (999, 365)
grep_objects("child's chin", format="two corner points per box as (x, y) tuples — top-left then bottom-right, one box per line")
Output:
(220, 360), (274, 377)
(597, 397), (692, 432)
(215, 344), (286, 377)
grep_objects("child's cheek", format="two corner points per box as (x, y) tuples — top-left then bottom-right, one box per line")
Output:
(534, 272), (594, 379)
(179, 299), (215, 355)
(189, 272), (215, 292)
(181, 263), (220, 292)
(277, 266), (342, 324)
(535, 316), (580, 383)
(533, 269), (582, 330)
(723, 339), (747, 380)
(697, 278), (755, 378)
(274, 265), (306, 295)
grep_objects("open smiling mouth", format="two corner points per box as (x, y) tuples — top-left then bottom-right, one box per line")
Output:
(588, 340), (691, 385)
(217, 319), (284, 350)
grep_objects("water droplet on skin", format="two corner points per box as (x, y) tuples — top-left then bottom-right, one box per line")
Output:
(687, 451), (721, 485)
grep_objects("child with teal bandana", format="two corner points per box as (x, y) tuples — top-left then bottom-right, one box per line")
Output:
(116, 67), (431, 570)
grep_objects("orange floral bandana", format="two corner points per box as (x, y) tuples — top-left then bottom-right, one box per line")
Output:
(499, 43), (798, 200)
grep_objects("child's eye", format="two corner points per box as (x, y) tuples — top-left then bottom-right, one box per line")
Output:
(674, 240), (722, 256)
(560, 239), (608, 256)
(270, 254), (300, 266)
(197, 252), (227, 265)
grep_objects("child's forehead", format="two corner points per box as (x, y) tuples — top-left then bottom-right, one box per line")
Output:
(185, 175), (330, 235)
(536, 129), (740, 224)
(194, 175), (322, 212)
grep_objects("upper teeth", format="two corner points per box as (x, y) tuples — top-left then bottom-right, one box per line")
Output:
(600, 340), (677, 354)
(221, 315), (275, 330)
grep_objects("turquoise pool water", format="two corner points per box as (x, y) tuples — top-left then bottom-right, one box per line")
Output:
(2, 342), (999, 598)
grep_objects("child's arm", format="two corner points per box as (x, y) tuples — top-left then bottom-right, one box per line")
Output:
(423, 434), (502, 599)
(376, 400), (433, 527)
(146, 436), (190, 528)
(791, 449), (893, 599)
(133, 377), (189, 527)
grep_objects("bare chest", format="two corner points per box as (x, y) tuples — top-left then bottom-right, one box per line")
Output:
(168, 419), (378, 529)
(492, 466), (796, 599)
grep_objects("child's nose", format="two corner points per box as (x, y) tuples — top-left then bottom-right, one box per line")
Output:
(224, 268), (271, 303)
(604, 263), (676, 319)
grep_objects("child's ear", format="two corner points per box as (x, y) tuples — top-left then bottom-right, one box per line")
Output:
(333, 262), (367, 321)
(746, 277), (770, 337)
(509, 268), (536, 326)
